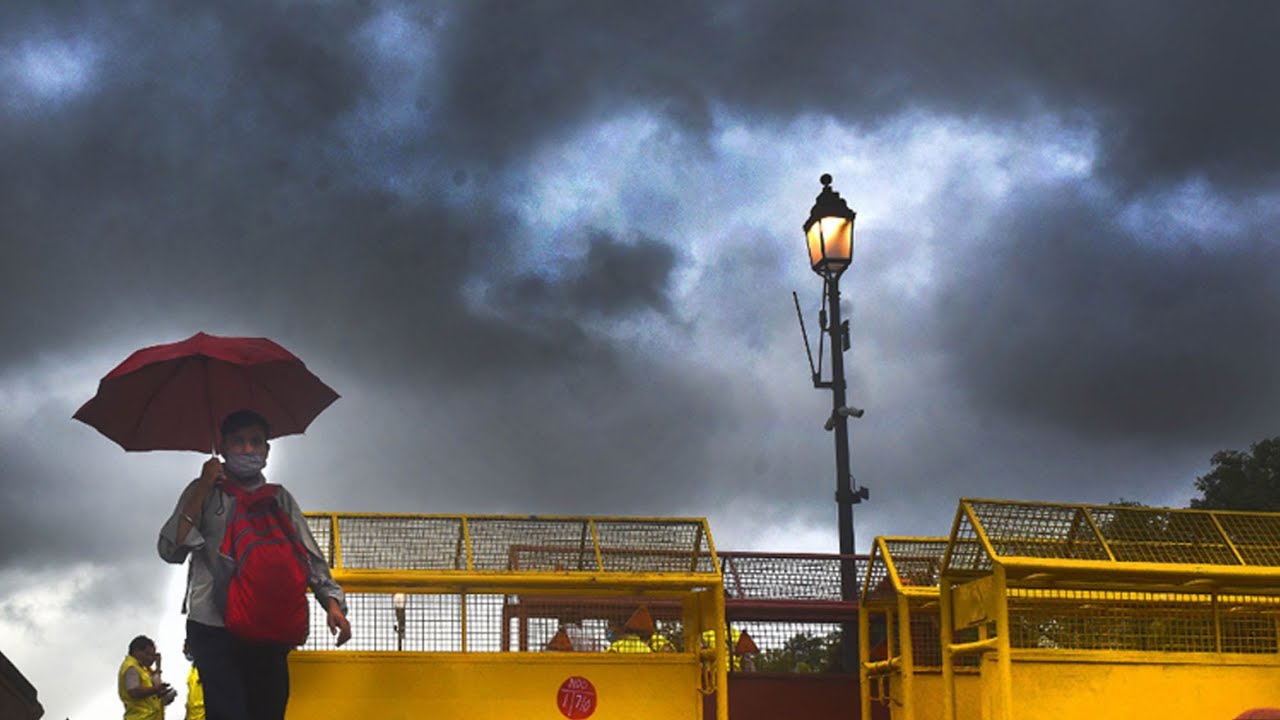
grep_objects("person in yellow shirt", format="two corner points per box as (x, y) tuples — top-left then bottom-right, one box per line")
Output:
(607, 606), (668, 654)
(701, 626), (756, 671)
(605, 625), (652, 654)
(118, 635), (173, 720)
(183, 640), (205, 720)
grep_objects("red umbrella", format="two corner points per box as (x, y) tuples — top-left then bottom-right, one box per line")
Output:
(74, 332), (339, 452)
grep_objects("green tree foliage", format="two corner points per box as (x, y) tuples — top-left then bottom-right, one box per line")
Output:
(753, 630), (843, 673)
(1191, 437), (1280, 512)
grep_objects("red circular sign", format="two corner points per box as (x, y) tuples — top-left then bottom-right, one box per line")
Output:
(556, 676), (597, 719)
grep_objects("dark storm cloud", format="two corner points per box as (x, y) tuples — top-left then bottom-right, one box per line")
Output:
(935, 186), (1280, 445)
(0, 405), (184, 572)
(0, 0), (722, 573)
(0, 1), (663, 373)
(1, 0), (1276, 562)
(495, 232), (677, 319)
(432, 1), (1280, 189)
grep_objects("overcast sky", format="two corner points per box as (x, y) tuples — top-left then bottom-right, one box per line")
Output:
(3, 1), (1280, 717)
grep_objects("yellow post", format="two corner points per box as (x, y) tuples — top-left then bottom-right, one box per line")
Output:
(991, 563), (1013, 720)
(859, 602), (871, 720)
(460, 591), (468, 652)
(940, 576), (955, 720)
(897, 593), (916, 720)
(713, 585), (729, 720)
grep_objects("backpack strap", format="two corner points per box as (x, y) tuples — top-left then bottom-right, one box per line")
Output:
(181, 558), (191, 615)
(218, 480), (309, 565)
(219, 478), (279, 505)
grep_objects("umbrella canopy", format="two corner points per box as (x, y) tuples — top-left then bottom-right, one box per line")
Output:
(74, 332), (339, 452)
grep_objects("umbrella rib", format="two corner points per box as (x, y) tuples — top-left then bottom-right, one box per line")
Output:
(252, 361), (306, 437)
(128, 356), (205, 449)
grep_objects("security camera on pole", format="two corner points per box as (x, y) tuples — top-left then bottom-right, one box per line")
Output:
(793, 174), (869, 672)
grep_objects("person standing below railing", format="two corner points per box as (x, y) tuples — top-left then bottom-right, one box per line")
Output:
(183, 640), (204, 720)
(118, 635), (175, 720)
(158, 410), (351, 720)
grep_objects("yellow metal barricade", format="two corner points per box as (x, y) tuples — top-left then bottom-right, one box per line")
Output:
(860, 537), (980, 720)
(938, 499), (1280, 720)
(289, 513), (729, 720)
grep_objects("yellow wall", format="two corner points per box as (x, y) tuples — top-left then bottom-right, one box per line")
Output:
(904, 673), (980, 720)
(957, 656), (1280, 720)
(288, 652), (705, 720)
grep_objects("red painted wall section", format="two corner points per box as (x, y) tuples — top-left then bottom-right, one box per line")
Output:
(703, 673), (889, 720)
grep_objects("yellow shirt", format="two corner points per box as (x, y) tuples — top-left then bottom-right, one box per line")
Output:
(701, 628), (744, 670)
(648, 634), (676, 652)
(117, 655), (162, 720)
(185, 665), (205, 720)
(606, 634), (652, 653)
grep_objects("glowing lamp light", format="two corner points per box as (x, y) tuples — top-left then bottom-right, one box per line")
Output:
(393, 592), (407, 650)
(804, 173), (856, 278)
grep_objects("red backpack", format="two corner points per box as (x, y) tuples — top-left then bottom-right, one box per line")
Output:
(218, 481), (311, 646)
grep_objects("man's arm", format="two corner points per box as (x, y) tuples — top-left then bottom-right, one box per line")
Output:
(123, 667), (170, 699)
(279, 488), (351, 645)
(158, 459), (221, 563)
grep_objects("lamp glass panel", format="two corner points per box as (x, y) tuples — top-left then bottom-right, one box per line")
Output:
(807, 216), (853, 271)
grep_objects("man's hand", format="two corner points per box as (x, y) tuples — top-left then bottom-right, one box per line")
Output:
(198, 457), (224, 489)
(327, 598), (352, 647)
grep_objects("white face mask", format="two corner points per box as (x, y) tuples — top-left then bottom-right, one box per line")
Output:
(223, 452), (267, 478)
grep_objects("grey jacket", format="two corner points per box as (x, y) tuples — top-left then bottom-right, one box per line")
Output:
(158, 476), (346, 629)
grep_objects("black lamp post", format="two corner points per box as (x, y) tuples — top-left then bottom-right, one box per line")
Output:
(803, 173), (867, 670)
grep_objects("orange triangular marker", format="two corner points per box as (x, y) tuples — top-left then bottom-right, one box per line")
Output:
(735, 629), (759, 655)
(546, 627), (574, 651)
(624, 606), (655, 633)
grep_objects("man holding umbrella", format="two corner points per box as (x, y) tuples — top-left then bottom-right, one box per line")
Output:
(158, 409), (351, 720)
(75, 333), (353, 720)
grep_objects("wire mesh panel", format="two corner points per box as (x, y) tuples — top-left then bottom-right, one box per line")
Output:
(1216, 512), (1280, 566)
(1088, 506), (1239, 565)
(710, 552), (865, 675)
(471, 517), (595, 571)
(302, 591), (698, 653)
(947, 499), (1280, 571)
(292, 514), (727, 720)
(305, 513), (717, 574)
(946, 510), (993, 574)
(504, 593), (690, 653)
(886, 539), (949, 588)
(734, 621), (843, 673)
(304, 515), (332, 565)
(862, 538), (967, 676)
(1220, 595), (1280, 653)
(335, 516), (466, 569)
(863, 546), (894, 604)
(1011, 589), (1213, 652)
(1000, 589), (1280, 655)
(721, 552), (861, 601)
(969, 501), (1111, 562)
(302, 592), (463, 652)
(937, 501), (1280, 720)
(594, 520), (716, 573)
(863, 539), (947, 603)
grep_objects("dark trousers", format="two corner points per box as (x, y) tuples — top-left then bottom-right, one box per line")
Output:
(187, 620), (292, 720)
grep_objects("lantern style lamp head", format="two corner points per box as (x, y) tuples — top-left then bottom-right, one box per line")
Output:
(393, 592), (407, 635)
(804, 173), (856, 279)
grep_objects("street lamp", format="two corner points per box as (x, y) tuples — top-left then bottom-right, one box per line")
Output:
(804, 174), (855, 279)
(800, 173), (868, 670)
(393, 592), (407, 651)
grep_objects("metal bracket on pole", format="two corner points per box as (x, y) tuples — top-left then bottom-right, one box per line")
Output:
(835, 485), (870, 505)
